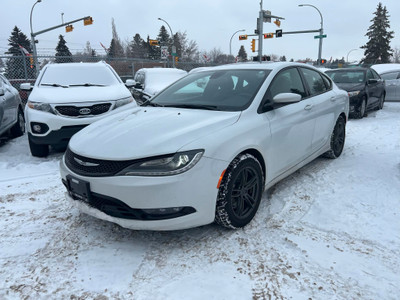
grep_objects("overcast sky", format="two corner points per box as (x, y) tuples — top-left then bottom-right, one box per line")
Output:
(1, 0), (399, 62)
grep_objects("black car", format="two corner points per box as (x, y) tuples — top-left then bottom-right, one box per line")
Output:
(325, 67), (385, 118)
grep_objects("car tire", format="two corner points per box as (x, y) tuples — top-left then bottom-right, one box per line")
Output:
(324, 115), (346, 159)
(29, 135), (49, 157)
(215, 153), (264, 229)
(10, 108), (25, 138)
(354, 97), (367, 119)
(377, 93), (385, 110)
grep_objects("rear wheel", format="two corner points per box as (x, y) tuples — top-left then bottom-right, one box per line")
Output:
(324, 115), (346, 159)
(215, 154), (264, 229)
(28, 135), (49, 157)
(10, 109), (25, 138)
(378, 93), (385, 110)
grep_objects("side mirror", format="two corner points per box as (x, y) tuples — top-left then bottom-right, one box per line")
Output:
(134, 81), (143, 89)
(273, 93), (302, 104)
(0, 88), (4, 96)
(20, 83), (33, 91)
(125, 79), (135, 88)
(367, 79), (378, 85)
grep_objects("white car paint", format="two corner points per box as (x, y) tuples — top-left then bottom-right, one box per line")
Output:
(60, 62), (348, 231)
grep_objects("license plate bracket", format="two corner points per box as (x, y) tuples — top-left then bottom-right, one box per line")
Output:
(66, 175), (92, 204)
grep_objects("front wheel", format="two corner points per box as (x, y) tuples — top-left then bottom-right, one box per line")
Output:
(354, 97), (367, 119)
(10, 109), (25, 138)
(28, 135), (49, 157)
(324, 115), (346, 159)
(378, 93), (385, 110)
(215, 154), (264, 229)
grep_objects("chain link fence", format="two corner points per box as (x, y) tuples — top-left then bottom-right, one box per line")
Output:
(0, 55), (220, 104)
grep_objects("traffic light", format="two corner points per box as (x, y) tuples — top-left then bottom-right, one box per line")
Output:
(274, 19), (281, 27)
(275, 29), (283, 38)
(239, 35), (248, 40)
(149, 39), (159, 46)
(320, 59), (327, 64)
(83, 17), (93, 26)
(251, 39), (256, 52)
(264, 33), (274, 39)
(65, 25), (73, 33)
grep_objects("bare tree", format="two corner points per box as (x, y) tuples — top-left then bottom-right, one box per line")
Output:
(392, 47), (400, 63)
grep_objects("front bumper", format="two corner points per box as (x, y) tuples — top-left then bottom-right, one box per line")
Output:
(60, 154), (228, 231)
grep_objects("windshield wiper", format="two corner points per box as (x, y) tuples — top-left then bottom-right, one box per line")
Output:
(164, 104), (219, 111)
(69, 83), (106, 87)
(41, 83), (69, 88)
(142, 101), (164, 107)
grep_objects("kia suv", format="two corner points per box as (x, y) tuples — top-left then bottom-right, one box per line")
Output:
(22, 61), (136, 157)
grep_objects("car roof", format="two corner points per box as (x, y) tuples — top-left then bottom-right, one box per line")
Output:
(191, 62), (321, 73)
(137, 68), (187, 75)
(325, 67), (367, 72)
(44, 61), (110, 69)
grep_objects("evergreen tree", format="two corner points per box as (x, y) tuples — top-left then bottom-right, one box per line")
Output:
(157, 26), (171, 47)
(237, 45), (247, 62)
(361, 2), (394, 64)
(55, 35), (73, 63)
(146, 35), (160, 60)
(280, 55), (287, 62)
(109, 18), (124, 57)
(127, 34), (147, 58)
(5, 26), (36, 79)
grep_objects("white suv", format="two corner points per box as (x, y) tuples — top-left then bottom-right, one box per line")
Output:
(22, 61), (136, 157)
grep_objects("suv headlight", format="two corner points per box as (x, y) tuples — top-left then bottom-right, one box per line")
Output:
(27, 101), (55, 114)
(348, 91), (360, 98)
(116, 150), (204, 176)
(115, 96), (134, 109)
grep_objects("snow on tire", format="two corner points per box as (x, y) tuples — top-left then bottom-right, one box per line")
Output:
(215, 153), (264, 229)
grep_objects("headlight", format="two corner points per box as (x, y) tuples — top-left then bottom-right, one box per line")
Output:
(27, 101), (55, 114)
(114, 96), (134, 109)
(348, 91), (360, 98)
(116, 149), (204, 176)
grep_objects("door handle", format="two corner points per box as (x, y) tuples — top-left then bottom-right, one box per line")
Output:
(330, 96), (337, 101)
(304, 104), (313, 111)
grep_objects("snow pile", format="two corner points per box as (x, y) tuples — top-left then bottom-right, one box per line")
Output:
(0, 103), (399, 299)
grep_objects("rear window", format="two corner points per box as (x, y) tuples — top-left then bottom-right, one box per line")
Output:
(326, 70), (365, 84)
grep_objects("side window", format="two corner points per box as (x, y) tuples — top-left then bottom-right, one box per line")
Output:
(366, 70), (374, 80)
(381, 72), (399, 80)
(300, 68), (328, 96)
(371, 69), (381, 79)
(269, 68), (306, 100)
(321, 73), (332, 90)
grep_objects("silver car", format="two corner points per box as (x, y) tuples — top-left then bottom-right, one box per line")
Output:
(380, 70), (400, 101)
(0, 74), (25, 139)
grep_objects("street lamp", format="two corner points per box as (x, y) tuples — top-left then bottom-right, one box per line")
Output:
(158, 17), (175, 68)
(30, 0), (42, 76)
(229, 29), (245, 58)
(347, 48), (361, 63)
(299, 4), (324, 65)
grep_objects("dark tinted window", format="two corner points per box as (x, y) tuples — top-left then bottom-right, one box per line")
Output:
(300, 68), (328, 95)
(325, 70), (365, 84)
(269, 67), (306, 99)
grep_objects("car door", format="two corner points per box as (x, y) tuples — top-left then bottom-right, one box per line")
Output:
(299, 67), (337, 152)
(0, 75), (16, 131)
(381, 71), (400, 101)
(262, 67), (315, 178)
(366, 69), (380, 106)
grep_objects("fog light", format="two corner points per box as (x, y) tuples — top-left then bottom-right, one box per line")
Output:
(33, 124), (41, 133)
(142, 207), (183, 215)
(30, 122), (49, 134)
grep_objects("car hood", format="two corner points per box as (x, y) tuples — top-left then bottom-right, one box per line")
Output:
(335, 82), (365, 92)
(28, 84), (131, 104)
(69, 107), (241, 160)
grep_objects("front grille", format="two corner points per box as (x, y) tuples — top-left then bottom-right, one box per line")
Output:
(55, 103), (112, 117)
(65, 147), (135, 177)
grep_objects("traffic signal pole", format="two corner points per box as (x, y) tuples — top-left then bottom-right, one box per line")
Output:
(258, 1), (264, 62)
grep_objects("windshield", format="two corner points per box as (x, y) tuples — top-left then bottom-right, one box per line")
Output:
(39, 64), (120, 87)
(150, 69), (270, 111)
(325, 70), (366, 84)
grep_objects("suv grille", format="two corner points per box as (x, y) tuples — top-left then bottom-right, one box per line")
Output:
(65, 147), (135, 177)
(55, 103), (112, 117)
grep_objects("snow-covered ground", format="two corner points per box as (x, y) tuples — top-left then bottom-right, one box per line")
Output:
(1, 103), (399, 299)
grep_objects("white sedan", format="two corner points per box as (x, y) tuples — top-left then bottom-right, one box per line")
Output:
(60, 62), (349, 231)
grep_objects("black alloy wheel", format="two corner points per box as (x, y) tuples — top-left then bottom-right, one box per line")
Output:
(10, 109), (25, 138)
(215, 154), (264, 229)
(324, 115), (346, 159)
